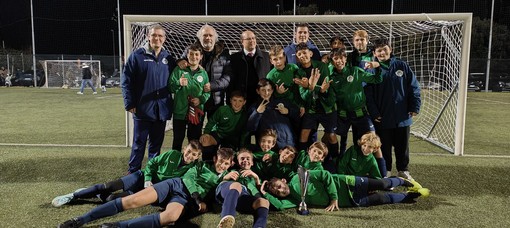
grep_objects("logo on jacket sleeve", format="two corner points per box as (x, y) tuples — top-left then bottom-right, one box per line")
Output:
(162, 58), (168, 64)
(347, 75), (354, 83)
(395, 70), (404, 77)
(197, 75), (204, 83)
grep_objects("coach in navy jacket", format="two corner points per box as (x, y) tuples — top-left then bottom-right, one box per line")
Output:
(122, 25), (176, 173)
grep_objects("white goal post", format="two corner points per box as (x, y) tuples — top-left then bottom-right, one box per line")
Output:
(123, 14), (472, 156)
(42, 60), (102, 88)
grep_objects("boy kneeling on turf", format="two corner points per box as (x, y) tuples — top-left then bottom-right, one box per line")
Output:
(336, 132), (387, 178)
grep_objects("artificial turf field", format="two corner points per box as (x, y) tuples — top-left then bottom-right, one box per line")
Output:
(1, 87), (509, 227)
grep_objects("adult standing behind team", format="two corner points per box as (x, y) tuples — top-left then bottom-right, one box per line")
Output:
(229, 30), (271, 107)
(122, 25), (176, 174)
(284, 23), (321, 65)
(180, 24), (232, 119)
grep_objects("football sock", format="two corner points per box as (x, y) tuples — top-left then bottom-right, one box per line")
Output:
(118, 213), (161, 228)
(73, 184), (105, 199)
(253, 207), (269, 228)
(339, 136), (347, 157)
(375, 157), (387, 178)
(79, 197), (124, 224)
(221, 188), (240, 217)
(328, 142), (339, 159)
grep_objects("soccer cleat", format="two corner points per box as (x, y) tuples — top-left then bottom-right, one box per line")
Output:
(57, 217), (83, 228)
(77, 92), (83, 95)
(397, 171), (413, 180)
(417, 188), (430, 198)
(217, 215), (235, 228)
(93, 92), (97, 95)
(407, 179), (423, 192)
(52, 193), (74, 207)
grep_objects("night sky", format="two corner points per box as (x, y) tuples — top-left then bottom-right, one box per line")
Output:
(0, 0), (507, 55)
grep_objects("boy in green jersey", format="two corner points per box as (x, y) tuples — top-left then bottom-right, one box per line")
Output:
(261, 170), (429, 211)
(294, 141), (328, 171)
(254, 145), (298, 181)
(326, 47), (382, 159)
(200, 90), (248, 160)
(215, 149), (270, 228)
(58, 148), (235, 228)
(169, 43), (211, 151)
(252, 129), (277, 163)
(293, 43), (338, 155)
(52, 140), (203, 207)
(336, 132), (387, 179)
(266, 45), (303, 110)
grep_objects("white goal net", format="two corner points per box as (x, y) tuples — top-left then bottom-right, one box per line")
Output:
(42, 60), (102, 88)
(123, 14), (472, 155)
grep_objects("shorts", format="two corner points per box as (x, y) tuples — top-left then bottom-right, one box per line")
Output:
(336, 115), (375, 136)
(301, 112), (337, 133)
(351, 177), (369, 206)
(152, 178), (198, 212)
(120, 170), (144, 194)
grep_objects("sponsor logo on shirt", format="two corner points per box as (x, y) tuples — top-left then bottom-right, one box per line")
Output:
(144, 59), (154, 62)
(347, 75), (354, 83)
(223, 117), (229, 120)
(162, 58), (168, 64)
(396, 70), (404, 77)
(197, 75), (204, 83)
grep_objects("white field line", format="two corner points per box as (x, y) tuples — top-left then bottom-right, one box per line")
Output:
(95, 94), (123, 99)
(414, 152), (510, 158)
(0, 143), (126, 148)
(468, 97), (510, 105)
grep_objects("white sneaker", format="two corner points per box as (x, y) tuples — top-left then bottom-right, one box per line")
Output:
(397, 171), (413, 180)
(217, 215), (235, 228)
(51, 193), (74, 207)
(93, 92), (97, 95)
(77, 92), (83, 95)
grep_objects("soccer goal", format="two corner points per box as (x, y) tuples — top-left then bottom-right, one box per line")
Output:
(42, 60), (102, 88)
(123, 14), (472, 155)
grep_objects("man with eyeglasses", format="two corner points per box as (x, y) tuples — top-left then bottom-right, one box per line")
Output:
(229, 30), (271, 107)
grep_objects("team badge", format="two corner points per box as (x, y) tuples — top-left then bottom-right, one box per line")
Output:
(347, 75), (354, 82)
(197, 75), (204, 83)
(162, 58), (168, 64)
(396, 70), (404, 77)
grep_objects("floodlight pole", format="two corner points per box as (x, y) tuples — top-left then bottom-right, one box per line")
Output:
(111, 30), (116, 70)
(117, 0), (122, 73)
(484, 0), (495, 92)
(30, 0), (37, 87)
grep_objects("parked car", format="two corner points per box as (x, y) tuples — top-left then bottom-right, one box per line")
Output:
(11, 70), (45, 87)
(420, 81), (443, 91)
(105, 76), (120, 88)
(468, 81), (482, 92)
(491, 81), (510, 92)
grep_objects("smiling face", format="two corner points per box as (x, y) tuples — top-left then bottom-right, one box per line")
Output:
(214, 155), (233, 174)
(308, 146), (326, 162)
(353, 35), (368, 52)
(182, 145), (201, 164)
(296, 49), (313, 67)
(374, 45), (392, 62)
(256, 84), (273, 101)
(241, 30), (257, 52)
(332, 54), (348, 72)
(187, 49), (203, 67)
(237, 151), (254, 170)
(259, 135), (276, 153)
(230, 95), (246, 113)
(361, 144), (378, 156)
(148, 28), (166, 51)
(268, 178), (290, 198)
(278, 148), (296, 164)
(294, 26), (310, 44)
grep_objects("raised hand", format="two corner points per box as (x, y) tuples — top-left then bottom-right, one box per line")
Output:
(364, 61), (380, 69)
(275, 102), (289, 115)
(276, 83), (288, 94)
(257, 99), (270, 113)
(320, 78), (333, 93)
(308, 68), (321, 90)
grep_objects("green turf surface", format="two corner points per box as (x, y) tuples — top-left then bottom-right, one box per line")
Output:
(0, 88), (509, 227)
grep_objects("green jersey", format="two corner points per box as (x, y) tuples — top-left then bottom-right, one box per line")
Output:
(336, 145), (382, 179)
(330, 65), (382, 116)
(294, 150), (324, 171)
(297, 60), (335, 114)
(169, 66), (210, 120)
(264, 170), (338, 210)
(222, 169), (260, 197)
(254, 154), (295, 181)
(203, 105), (247, 147)
(182, 161), (228, 199)
(143, 150), (196, 183)
(252, 150), (276, 163)
(266, 63), (302, 107)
